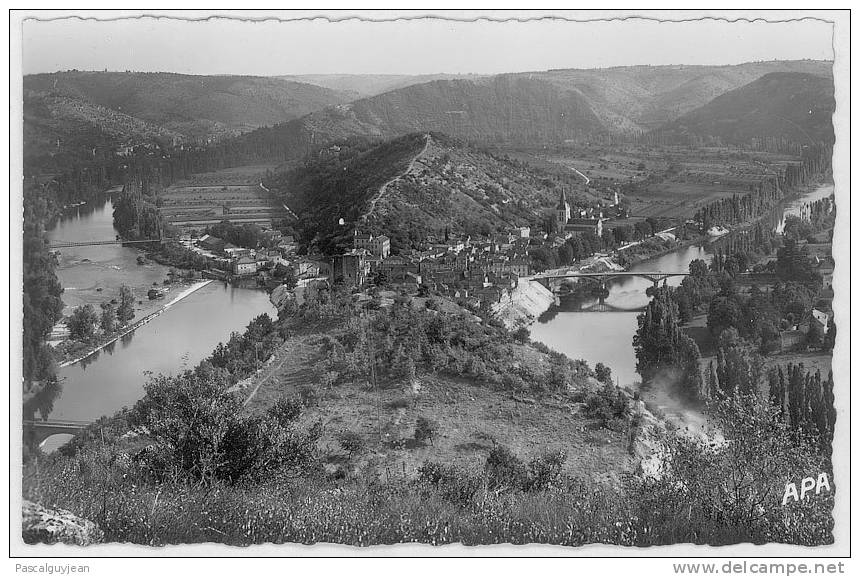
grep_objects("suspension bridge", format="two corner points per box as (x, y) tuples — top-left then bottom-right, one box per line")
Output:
(47, 238), (166, 249)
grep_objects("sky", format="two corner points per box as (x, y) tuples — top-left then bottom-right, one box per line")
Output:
(22, 12), (834, 76)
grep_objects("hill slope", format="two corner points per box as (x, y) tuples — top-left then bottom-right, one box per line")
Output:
(23, 71), (353, 140)
(269, 132), (588, 253)
(290, 61), (832, 145)
(224, 61), (834, 169)
(658, 72), (835, 144)
(526, 60), (832, 131)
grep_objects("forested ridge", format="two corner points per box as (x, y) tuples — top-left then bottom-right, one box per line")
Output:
(657, 72), (835, 146)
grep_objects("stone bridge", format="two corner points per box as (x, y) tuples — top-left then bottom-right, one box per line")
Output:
(24, 420), (89, 446)
(531, 271), (691, 290)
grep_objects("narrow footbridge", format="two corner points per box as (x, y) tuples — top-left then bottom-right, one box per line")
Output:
(24, 420), (90, 445)
(532, 270), (690, 287)
(48, 238), (165, 249)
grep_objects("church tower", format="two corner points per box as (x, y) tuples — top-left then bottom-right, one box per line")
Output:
(556, 188), (571, 229)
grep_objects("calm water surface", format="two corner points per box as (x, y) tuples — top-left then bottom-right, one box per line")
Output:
(529, 183), (835, 388)
(38, 183), (833, 447)
(41, 196), (275, 449)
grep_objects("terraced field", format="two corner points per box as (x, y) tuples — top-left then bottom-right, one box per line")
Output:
(160, 164), (291, 232)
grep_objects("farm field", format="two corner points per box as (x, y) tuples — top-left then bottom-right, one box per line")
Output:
(159, 164), (291, 232)
(764, 351), (832, 377)
(625, 181), (741, 219)
(513, 144), (803, 220)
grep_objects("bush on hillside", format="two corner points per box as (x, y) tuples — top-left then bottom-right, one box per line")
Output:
(584, 383), (630, 428)
(128, 367), (321, 484)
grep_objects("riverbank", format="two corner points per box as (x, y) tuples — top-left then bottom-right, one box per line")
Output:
(55, 280), (214, 368)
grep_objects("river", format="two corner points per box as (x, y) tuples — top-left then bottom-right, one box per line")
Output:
(39, 183), (832, 448)
(529, 182), (834, 389)
(41, 195), (275, 450)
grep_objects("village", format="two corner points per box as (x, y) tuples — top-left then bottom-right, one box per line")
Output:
(170, 185), (638, 313)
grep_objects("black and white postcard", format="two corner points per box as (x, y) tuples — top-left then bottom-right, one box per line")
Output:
(8, 8), (852, 570)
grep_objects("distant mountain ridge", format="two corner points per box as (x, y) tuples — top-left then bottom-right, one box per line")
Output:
(528, 60), (832, 130)
(258, 60), (834, 158)
(23, 71), (354, 141)
(23, 61), (835, 178)
(282, 73), (486, 98)
(657, 72), (835, 145)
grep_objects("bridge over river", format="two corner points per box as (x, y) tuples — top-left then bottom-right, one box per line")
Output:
(24, 420), (90, 446)
(532, 270), (691, 290)
(48, 238), (165, 249)
(533, 270), (774, 288)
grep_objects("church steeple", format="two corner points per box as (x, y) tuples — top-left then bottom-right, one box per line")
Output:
(556, 187), (568, 211)
(556, 187), (571, 228)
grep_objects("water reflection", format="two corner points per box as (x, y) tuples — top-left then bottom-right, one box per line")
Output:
(44, 196), (276, 428)
(530, 183), (834, 388)
(531, 245), (711, 387)
(23, 378), (62, 422)
(121, 330), (136, 347)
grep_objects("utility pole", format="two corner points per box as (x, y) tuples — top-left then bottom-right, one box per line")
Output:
(366, 320), (381, 442)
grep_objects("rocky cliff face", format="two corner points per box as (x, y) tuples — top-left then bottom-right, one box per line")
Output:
(270, 284), (296, 313)
(492, 278), (556, 330)
(22, 500), (104, 546)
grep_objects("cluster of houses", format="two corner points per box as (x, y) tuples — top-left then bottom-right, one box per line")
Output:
(176, 186), (637, 308)
(182, 231), (321, 281)
(334, 229), (535, 307)
(329, 189), (627, 307)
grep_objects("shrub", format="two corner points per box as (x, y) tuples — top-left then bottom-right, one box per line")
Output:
(267, 396), (303, 427)
(414, 416), (438, 445)
(525, 450), (567, 491)
(299, 386), (320, 407)
(484, 445), (527, 492)
(129, 369), (322, 484)
(338, 431), (365, 458)
(387, 397), (410, 410)
(417, 461), (482, 506)
(217, 415), (322, 483)
(512, 327), (530, 343)
(594, 362), (613, 385)
(584, 383), (630, 428)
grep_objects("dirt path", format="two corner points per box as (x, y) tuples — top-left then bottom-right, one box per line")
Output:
(361, 133), (431, 221)
(240, 346), (294, 408)
(239, 332), (322, 409)
(569, 166), (590, 185)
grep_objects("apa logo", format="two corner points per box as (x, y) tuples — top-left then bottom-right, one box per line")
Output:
(782, 473), (831, 505)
